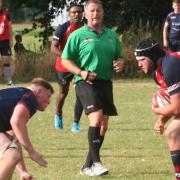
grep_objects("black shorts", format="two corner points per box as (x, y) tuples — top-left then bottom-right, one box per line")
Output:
(0, 114), (11, 132)
(55, 70), (74, 85)
(0, 40), (12, 56)
(75, 80), (117, 116)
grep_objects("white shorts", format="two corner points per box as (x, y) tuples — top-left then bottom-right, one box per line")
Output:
(0, 138), (18, 158)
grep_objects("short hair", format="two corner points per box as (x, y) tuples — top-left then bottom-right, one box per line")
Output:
(84, 0), (103, 10)
(67, 3), (83, 12)
(173, 0), (180, 3)
(30, 77), (54, 94)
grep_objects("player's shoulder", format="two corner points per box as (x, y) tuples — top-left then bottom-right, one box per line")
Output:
(56, 21), (70, 30)
(69, 25), (85, 36)
(168, 11), (177, 18)
(165, 51), (180, 61)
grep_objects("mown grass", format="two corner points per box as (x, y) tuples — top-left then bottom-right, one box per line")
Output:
(9, 79), (175, 180)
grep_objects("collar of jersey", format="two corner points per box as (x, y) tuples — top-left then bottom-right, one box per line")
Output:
(85, 25), (107, 34)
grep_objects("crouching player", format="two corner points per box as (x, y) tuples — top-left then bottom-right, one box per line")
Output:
(134, 38), (180, 180)
(0, 77), (54, 180)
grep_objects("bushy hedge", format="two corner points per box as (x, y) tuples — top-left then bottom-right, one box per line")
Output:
(0, 23), (163, 82)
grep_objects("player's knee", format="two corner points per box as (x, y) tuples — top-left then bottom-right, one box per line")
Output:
(100, 124), (108, 135)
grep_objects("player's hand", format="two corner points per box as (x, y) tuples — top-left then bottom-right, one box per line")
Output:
(154, 119), (165, 134)
(29, 150), (48, 167)
(20, 171), (34, 180)
(80, 70), (96, 84)
(153, 115), (170, 134)
(113, 60), (123, 72)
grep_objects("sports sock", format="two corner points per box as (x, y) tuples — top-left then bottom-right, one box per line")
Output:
(3, 64), (12, 82)
(87, 126), (101, 164)
(171, 150), (180, 180)
(84, 133), (104, 167)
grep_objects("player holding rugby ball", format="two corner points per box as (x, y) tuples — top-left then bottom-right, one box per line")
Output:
(135, 38), (180, 180)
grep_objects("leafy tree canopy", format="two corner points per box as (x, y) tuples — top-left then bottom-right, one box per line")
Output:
(9, 0), (172, 49)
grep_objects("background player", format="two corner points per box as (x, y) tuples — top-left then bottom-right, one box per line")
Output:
(0, 0), (13, 85)
(163, 0), (180, 51)
(51, 3), (84, 132)
(135, 38), (180, 180)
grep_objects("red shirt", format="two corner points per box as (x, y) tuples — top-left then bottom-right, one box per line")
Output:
(53, 21), (83, 72)
(0, 8), (11, 41)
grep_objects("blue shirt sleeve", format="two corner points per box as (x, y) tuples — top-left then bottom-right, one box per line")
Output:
(53, 21), (70, 42)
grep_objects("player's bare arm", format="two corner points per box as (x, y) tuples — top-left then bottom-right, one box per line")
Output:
(163, 21), (169, 48)
(10, 104), (47, 167)
(16, 141), (34, 180)
(153, 93), (180, 117)
(61, 59), (97, 84)
(61, 58), (81, 75)
(50, 40), (62, 57)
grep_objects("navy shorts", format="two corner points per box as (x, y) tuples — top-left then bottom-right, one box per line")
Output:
(169, 38), (180, 51)
(75, 80), (117, 116)
(0, 40), (12, 56)
(55, 70), (74, 85)
(0, 114), (11, 132)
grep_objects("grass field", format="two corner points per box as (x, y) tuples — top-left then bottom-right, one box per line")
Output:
(7, 79), (175, 180)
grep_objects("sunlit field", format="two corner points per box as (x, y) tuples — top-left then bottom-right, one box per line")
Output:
(5, 79), (174, 180)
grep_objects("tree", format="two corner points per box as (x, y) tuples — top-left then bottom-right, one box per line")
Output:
(10, 0), (172, 49)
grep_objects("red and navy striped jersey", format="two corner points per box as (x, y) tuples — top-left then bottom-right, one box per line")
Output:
(53, 21), (83, 72)
(153, 50), (180, 96)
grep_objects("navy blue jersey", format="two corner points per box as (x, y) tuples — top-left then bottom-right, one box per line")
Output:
(166, 12), (180, 40)
(166, 12), (180, 51)
(0, 87), (37, 132)
(153, 51), (180, 96)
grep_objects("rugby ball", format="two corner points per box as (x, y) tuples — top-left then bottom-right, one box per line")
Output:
(152, 89), (170, 108)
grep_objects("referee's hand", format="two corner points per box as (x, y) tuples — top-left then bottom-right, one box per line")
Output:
(113, 59), (124, 72)
(80, 70), (96, 84)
